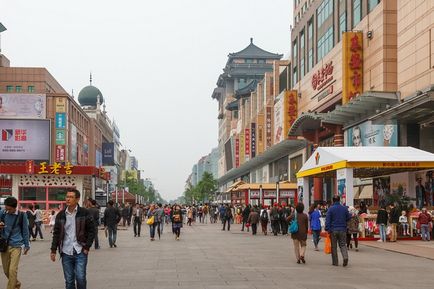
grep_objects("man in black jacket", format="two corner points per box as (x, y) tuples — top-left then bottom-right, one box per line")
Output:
(241, 205), (251, 232)
(389, 203), (400, 242)
(104, 200), (121, 248)
(50, 189), (95, 289)
(88, 200), (100, 249)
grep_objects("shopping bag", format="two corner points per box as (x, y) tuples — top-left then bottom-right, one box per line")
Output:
(324, 234), (331, 254)
(386, 225), (392, 236)
(146, 216), (155, 225)
(245, 223), (251, 228)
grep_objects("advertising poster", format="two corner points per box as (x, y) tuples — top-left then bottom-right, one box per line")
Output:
(0, 119), (50, 160)
(336, 168), (354, 206)
(297, 178), (304, 204)
(102, 143), (115, 166)
(70, 124), (77, 164)
(55, 145), (66, 162)
(55, 113), (66, 129)
(415, 170), (433, 208)
(347, 121), (397, 147)
(0, 94), (46, 119)
(56, 130), (66, 145)
(251, 123), (256, 158)
(373, 177), (390, 207)
(95, 150), (103, 167)
(287, 90), (298, 130)
(274, 92), (284, 144)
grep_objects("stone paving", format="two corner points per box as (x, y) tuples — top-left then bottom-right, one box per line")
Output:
(0, 222), (433, 289)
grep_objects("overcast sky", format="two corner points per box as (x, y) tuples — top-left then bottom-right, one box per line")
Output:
(1, 0), (293, 201)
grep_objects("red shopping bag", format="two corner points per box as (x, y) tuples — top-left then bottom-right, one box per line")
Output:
(324, 234), (332, 254)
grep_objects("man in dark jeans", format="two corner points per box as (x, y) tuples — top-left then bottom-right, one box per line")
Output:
(222, 205), (233, 231)
(50, 189), (95, 289)
(241, 205), (251, 232)
(104, 200), (121, 248)
(270, 204), (280, 236)
(326, 196), (351, 267)
(88, 200), (100, 249)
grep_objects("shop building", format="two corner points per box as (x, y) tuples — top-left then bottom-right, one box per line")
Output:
(287, 0), (434, 207)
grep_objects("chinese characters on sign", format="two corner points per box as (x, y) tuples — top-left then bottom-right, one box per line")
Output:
(286, 90), (298, 131)
(55, 145), (66, 162)
(239, 133), (245, 165)
(245, 128), (250, 161)
(235, 138), (240, 168)
(311, 61), (334, 91)
(251, 123), (256, 158)
(257, 114), (264, 155)
(25, 160), (34, 174)
(266, 107), (272, 148)
(38, 162), (74, 175)
(343, 32), (363, 104)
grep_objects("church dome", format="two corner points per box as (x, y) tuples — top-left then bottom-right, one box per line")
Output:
(78, 85), (104, 107)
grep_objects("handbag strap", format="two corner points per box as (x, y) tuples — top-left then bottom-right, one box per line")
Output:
(5, 212), (20, 243)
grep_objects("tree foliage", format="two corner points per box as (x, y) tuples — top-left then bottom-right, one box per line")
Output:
(183, 172), (217, 204)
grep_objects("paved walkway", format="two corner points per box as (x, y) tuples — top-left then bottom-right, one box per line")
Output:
(1, 222), (433, 289)
(360, 239), (434, 260)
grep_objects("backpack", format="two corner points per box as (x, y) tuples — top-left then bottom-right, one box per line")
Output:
(260, 210), (268, 221)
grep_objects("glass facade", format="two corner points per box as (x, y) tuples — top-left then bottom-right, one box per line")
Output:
(308, 19), (314, 71)
(317, 0), (333, 28)
(317, 27), (333, 61)
(300, 30), (305, 77)
(19, 186), (67, 210)
(353, 0), (362, 27)
(339, 12), (346, 41)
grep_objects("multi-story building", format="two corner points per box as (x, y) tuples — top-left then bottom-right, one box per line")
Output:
(212, 38), (283, 180)
(214, 0), (434, 209)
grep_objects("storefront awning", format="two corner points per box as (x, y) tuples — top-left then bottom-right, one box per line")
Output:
(370, 87), (434, 126)
(218, 139), (306, 186)
(296, 146), (434, 178)
(225, 180), (245, 192)
(289, 91), (399, 136)
(233, 182), (297, 191)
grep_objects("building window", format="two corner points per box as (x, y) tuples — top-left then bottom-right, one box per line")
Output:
(368, 0), (380, 12)
(339, 12), (346, 40)
(308, 19), (314, 71)
(6, 85), (13, 92)
(28, 85), (35, 93)
(257, 59), (265, 64)
(317, 27), (334, 61)
(292, 39), (298, 63)
(353, 0), (362, 27)
(292, 66), (298, 86)
(245, 59), (254, 64)
(300, 30), (305, 77)
(317, 0), (333, 29)
(15, 86), (22, 92)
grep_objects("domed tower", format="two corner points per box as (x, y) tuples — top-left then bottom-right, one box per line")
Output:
(78, 74), (104, 108)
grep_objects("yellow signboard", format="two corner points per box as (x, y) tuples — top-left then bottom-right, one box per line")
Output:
(342, 32), (363, 104)
(55, 97), (67, 112)
(239, 133), (245, 165)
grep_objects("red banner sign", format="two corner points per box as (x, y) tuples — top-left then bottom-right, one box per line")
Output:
(311, 61), (334, 91)
(55, 145), (66, 162)
(245, 128), (250, 158)
(235, 138), (240, 168)
(266, 107), (272, 148)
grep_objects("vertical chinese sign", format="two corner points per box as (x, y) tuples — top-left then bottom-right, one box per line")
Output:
(239, 132), (245, 165)
(257, 114), (264, 155)
(286, 90), (298, 134)
(266, 107), (273, 149)
(251, 123), (256, 158)
(235, 138), (240, 168)
(55, 97), (68, 162)
(342, 32), (363, 104)
(245, 128), (250, 162)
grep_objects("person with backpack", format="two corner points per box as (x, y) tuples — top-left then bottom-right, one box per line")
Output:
(171, 205), (183, 240)
(288, 203), (308, 264)
(0, 197), (30, 289)
(260, 206), (269, 235)
(222, 204), (233, 231)
(270, 203), (280, 236)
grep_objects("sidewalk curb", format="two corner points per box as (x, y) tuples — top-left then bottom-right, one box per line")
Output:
(361, 243), (434, 261)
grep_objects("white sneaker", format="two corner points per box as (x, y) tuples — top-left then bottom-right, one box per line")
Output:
(377, 239), (383, 242)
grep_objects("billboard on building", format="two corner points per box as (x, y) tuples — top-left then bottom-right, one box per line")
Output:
(347, 121), (398, 147)
(266, 107), (273, 148)
(55, 97), (67, 113)
(235, 137), (240, 168)
(245, 128), (250, 161)
(70, 124), (77, 164)
(102, 143), (115, 166)
(342, 31), (363, 104)
(0, 119), (50, 160)
(0, 94), (46, 119)
(274, 90), (298, 144)
(251, 123), (256, 158)
(239, 133), (245, 165)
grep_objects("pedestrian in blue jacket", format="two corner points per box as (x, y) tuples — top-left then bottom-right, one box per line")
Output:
(309, 204), (322, 250)
(325, 196), (351, 267)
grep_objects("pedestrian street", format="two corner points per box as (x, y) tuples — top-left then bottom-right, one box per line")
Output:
(1, 222), (432, 289)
